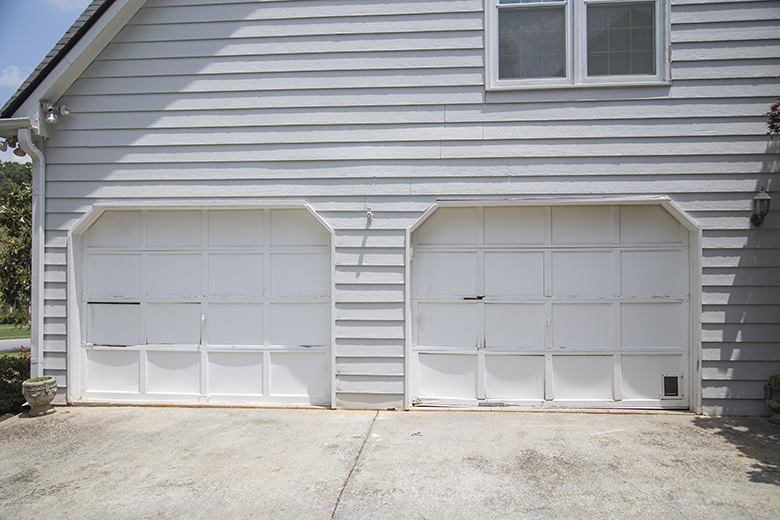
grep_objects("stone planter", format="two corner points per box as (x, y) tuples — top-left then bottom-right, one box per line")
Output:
(22, 377), (57, 417)
(764, 384), (780, 425)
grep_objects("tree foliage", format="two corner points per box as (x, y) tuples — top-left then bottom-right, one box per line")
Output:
(0, 162), (32, 321)
(768, 98), (780, 137)
(0, 161), (32, 199)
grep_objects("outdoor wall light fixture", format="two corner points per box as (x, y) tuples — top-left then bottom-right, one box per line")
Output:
(42, 101), (71, 125)
(2, 137), (25, 157)
(751, 187), (771, 227)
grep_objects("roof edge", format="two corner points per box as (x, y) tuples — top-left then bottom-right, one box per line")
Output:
(0, 0), (117, 119)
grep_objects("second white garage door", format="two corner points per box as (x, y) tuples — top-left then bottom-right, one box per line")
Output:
(79, 207), (332, 405)
(411, 204), (691, 409)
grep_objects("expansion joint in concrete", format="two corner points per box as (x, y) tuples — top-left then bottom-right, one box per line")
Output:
(329, 410), (379, 520)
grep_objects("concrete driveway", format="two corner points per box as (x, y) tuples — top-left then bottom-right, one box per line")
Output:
(0, 407), (778, 519)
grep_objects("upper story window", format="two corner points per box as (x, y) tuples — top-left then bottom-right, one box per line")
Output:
(485, 0), (669, 90)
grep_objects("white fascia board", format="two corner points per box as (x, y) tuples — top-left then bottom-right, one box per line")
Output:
(12, 0), (147, 119)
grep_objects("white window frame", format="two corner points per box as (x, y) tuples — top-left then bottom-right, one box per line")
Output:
(485, 0), (670, 90)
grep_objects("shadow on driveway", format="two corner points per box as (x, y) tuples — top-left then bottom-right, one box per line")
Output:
(692, 416), (780, 486)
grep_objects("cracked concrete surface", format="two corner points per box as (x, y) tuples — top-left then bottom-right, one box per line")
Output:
(0, 407), (778, 519)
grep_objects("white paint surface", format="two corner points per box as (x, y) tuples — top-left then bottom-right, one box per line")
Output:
(412, 203), (690, 408)
(80, 208), (332, 405)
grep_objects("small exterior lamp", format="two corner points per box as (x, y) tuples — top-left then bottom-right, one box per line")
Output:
(751, 187), (771, 227)
(42, 101), (71, 125)
(45, 107), (59, 124)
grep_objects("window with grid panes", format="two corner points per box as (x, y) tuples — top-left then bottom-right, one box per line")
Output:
(486, 0), (668, 89)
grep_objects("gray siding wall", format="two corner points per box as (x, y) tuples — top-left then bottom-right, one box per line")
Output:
(42, 0), (779, 412)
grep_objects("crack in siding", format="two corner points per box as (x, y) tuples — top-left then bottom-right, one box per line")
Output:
(329, 410), (379, 520)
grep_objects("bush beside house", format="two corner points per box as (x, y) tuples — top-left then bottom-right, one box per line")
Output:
(0, 347), (29, 414)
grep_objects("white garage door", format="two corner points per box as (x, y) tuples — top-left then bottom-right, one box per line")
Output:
(80, 208), (332, 405)
(411, 204), (690, 409)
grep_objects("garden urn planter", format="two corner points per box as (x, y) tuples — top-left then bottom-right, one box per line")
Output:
(764, 384), (780, 425)
(22, 377), (57, 417)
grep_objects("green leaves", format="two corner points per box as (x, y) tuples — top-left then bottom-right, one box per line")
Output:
(0, 162), (31, 323)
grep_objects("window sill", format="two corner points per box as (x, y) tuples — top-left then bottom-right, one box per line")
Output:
(486, 78), (671, 92)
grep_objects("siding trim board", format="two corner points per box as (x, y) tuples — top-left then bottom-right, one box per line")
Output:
(405, 197), (702, 411)
(67, 202), (336, 406)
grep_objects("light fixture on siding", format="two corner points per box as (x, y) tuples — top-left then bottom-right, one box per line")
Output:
(751, 187), (771, 227)
(42, 101), (71, 125)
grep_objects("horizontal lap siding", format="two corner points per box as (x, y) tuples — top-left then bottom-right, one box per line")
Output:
(43, 0), (779, 411)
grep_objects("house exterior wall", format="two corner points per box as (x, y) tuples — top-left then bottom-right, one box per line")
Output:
(38, 0), (779, 413)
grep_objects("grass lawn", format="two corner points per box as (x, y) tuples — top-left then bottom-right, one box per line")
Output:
(0, 324), (30, 341)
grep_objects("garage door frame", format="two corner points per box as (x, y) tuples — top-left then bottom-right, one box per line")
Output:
(66, 202), (336, 407)
(404, 196), (702, 412)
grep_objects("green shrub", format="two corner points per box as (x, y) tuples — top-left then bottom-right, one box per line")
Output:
(0, 346), (30, 414)
(769, 374), (780, 387)
(0, 310), (29, 326)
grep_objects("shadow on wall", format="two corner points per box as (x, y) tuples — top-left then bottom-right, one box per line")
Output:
(701, 137), (779, 413)
(693, 416), (780, 486)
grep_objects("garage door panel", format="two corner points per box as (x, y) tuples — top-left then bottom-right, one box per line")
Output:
(552, 304), (612, 348)
(620, 205), (684, 244)
(485, 304), (545, 348)
(622, 303), (684, 348)
(88, 303), (141, 346)
(271, 209), (329, 246)
(412, 203), (690, 409)
(209, 210), (264, 247)
(208, 352), (263, 395)
(552, 206), (612, 244)
(552, 251), (612, 296)
(208, 303), (262, 346)
(85, 350), (140, 393)
(146, 351), (200, 394)
(148, 254), (201, 296)
(485, 355), (545, 399)
(148, 210), (201, 247)
(208, 254), (263, 296)
(271, 253), (329, 296)
(270, 303), (329, 346)
(484, 252), (544, 296)
(147, 303), (201, 344)
(417, 303), (477, 348)
(418, 353), (478, 399)
(415, 207), (477, 245)
(414, 252), (477, 297)
(622, 355), (683, 400)
(87, 211), (141, 247)
(621, 250), (684, 296)
(270, 352), (329, 397)
(88, 254), (141, 296)
(553, 356), (613, 400)
(82, 208), (332, 405)
(484, 207), (545, 245)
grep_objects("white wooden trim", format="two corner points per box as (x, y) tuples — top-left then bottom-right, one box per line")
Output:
(485, 0), (670, 90)
(13, 0), (148, 120)
(407, 197), (702, 411)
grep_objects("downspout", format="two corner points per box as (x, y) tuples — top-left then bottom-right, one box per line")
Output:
(18, 128), (45, 379)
